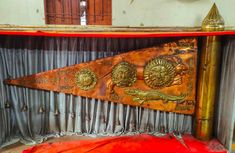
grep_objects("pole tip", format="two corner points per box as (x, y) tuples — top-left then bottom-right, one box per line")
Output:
(202, 3), (225, 31)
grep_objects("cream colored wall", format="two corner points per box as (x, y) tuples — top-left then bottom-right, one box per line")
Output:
(0, 0), (234, 27)
(112, 0), (235, 27)
(0, 0), (45, 25)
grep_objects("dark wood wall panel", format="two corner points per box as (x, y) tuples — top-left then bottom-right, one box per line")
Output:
(87, 0), (112, 25)
(44, 0), (80, 25)
(44, 0), (111, 25)
(55, 0), (63, 24)
(44, 0), (55, 24)
(71, 0), (80, 24)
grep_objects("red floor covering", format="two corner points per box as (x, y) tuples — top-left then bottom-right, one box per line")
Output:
(23, 134), (227, 153)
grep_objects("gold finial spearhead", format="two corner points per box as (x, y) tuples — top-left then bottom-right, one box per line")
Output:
(202, 3), (225, 31)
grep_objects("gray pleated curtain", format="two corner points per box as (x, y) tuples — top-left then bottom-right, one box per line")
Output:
(216, 36), (235, 151)
(0, 36), (192, 147)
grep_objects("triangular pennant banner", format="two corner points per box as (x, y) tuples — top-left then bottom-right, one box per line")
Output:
(4, 38), (197, 114)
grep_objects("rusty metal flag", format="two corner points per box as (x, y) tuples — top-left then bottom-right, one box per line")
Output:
(4, 38), (197, 115)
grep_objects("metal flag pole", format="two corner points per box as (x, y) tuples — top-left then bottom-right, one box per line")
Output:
(195, 3), (225, 140)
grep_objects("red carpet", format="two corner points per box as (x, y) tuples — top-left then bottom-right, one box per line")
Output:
(23, 134), (227, 153)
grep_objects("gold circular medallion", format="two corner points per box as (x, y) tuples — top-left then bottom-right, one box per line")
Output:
(112, 61), (137, 87)
(75, 68), (97, 91)
(144, 57), (176, 88)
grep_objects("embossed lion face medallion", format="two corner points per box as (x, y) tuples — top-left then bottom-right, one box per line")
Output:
(75, 68), (97, 91)
(112, 61), (137, 87)
(144, 57), (176, 88)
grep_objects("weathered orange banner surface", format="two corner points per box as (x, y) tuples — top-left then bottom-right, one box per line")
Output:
(4, 38), (197, 114)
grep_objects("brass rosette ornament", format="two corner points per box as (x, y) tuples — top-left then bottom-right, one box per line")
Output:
(144, 57), (176, 88)
(112, 61), (137, 87)
(75, 68), (97, 91)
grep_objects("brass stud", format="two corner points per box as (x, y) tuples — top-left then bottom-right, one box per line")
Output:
(70, 112), (75, 119)
(38, 107), (45, 114)
(54, 109), (60, 116)
(5, 101), (11, 109)
(21, 103), (28, 112)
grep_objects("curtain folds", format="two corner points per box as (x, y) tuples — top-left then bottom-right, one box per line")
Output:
(216, 36), (235, 150)
(0, 36), (192, 147)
